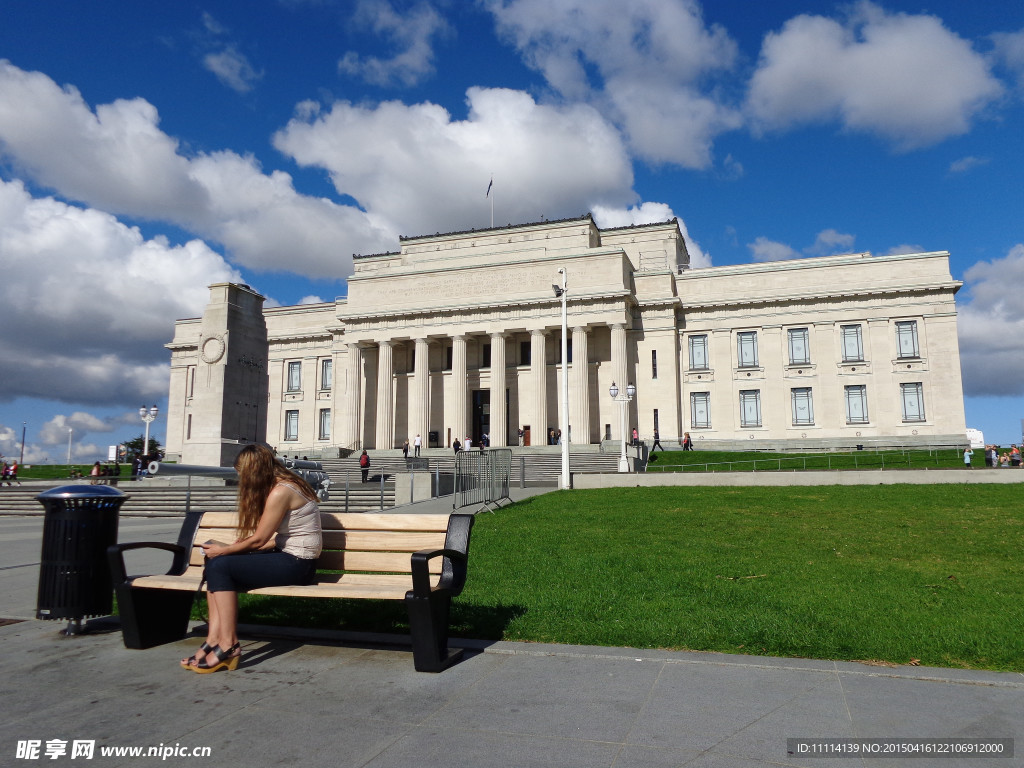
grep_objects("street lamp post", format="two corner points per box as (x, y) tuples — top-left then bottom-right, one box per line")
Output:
(66, 428), (73, 467)
(609, 382), (636, 473)
(139, 405), (159, 457)
(20, 422), (26, 465)
(554, 268), (570, 490)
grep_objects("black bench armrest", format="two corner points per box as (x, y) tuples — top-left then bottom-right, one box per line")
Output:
(411, 548), (468, 597)
(107, 542), (189, 586)
(106, 508), (204, 585)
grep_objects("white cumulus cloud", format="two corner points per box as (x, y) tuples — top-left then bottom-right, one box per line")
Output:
(484, 0), (741, 168)
(746, 2), (1003, 150)
(204, 46), (263, 93)
(0, 60), (389, 279)
(274, 86), (637, 236)
(958, 244), (1024, 396)
(0, 178), (241, 405)
(339, 0), (452, 87)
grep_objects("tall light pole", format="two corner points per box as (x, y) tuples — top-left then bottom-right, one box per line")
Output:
(554, 268), (570, 490)
(139, 405), (159, 456)
(20, 422), (26, 465)
(66, 428), (73, 467)
(609, 382), (636, 473)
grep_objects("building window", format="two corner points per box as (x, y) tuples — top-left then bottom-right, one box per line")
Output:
(320, 359), (332, 390)
(688, 335), (709, 370)
(737, 331), (758, 368)
(739, 389), (762, 427)
(651, 350), (658, 379)
(791, 387), (814, 425)
(482, 343), (491, 368)
(318, 408), (331, 439)
(844, 385), (869, 424)
(653, 408), (660, 431)
(284, 410), (299, 441)
(896, 321), (920, 359)
(788, 328), (810, 365)
(286, 361), (302, 392)
(445, 345), (453, 370)
(520, 341), (531, 366)
(900, 382), (925, 422)
(555, 338), (573, 364)
(841, 325), (864, 362)
(690, 392), (711, 429)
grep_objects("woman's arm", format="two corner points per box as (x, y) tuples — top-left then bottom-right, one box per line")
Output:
(200, 485), (294, 558)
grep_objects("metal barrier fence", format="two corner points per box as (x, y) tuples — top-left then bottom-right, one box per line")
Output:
(454, 449), (513, 512)
(147, 460), (332, 514)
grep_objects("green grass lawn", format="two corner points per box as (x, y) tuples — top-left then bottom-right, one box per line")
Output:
(16, 464), (125, 480)
(233, 484), (1024, 672)
(646, 448), (968, 472)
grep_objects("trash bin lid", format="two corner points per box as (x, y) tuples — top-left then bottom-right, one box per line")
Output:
(36, 484), (127, 500)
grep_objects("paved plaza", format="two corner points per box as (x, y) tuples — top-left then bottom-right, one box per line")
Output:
(1, 514), (1021, 767)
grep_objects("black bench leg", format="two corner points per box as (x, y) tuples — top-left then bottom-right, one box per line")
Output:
(405, 592), (463, 673)
(116, 585), (195, 649)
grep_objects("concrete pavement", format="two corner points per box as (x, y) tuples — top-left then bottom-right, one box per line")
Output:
(1, 515), (1021, 767)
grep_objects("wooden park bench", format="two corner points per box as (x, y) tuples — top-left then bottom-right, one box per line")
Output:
(107, 511), (474, 672)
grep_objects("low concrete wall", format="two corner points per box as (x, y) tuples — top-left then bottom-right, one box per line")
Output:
(394, 472), (434, 505)
(572, 468), (1024, 488)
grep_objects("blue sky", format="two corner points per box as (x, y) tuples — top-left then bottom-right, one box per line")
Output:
(1, 0), (1023, 463)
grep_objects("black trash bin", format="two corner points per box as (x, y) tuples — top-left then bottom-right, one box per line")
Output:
(36, 484), (127, 634)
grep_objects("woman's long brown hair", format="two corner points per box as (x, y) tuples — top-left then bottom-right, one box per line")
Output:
(233, 444), (318, 538)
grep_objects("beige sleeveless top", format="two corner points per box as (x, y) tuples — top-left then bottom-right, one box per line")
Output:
(273, 483), (322, 559)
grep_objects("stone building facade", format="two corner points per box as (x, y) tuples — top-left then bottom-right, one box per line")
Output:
(164, 215), (966, 465)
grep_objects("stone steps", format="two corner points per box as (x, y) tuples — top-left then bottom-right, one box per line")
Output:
(0, 482), (395, 517)
(1, 451), (618, 516)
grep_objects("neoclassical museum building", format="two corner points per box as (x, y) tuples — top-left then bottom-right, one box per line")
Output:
(164, 215), (967, 467)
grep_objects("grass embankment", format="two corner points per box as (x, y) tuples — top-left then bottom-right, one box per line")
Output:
(233, 485), (1024, 671)
(16, 465), (124, 480)
(646, 448), (968, 472)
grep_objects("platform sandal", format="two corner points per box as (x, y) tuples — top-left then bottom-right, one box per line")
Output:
(193, 642), (241, 674)
(180, 642), (214, 669)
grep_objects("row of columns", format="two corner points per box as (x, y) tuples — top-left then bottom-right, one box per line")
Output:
(344, 323), (629, 449)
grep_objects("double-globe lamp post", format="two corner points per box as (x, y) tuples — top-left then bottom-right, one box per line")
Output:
(609, 382), (635, 473)
(139, 405), (159, 459)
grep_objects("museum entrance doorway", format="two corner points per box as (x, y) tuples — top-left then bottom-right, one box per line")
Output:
(472, 389), (509, 446)
(471, 390), (489, 445)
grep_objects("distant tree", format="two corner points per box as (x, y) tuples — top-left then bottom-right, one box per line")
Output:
(122, 434), (164, 459)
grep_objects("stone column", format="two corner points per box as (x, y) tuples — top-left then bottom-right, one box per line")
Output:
(611, 323), (628, 441)
(489, 332), (506, 446)
(571, 326), (590, 444)
(411, 337), (430, 446)
(343, 343), (362, 449)
(375, 340), (393, 449)
(451, 335), (468, 443)
(531, 329), (548, 444)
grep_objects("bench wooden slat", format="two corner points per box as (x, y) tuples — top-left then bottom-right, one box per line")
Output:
(315, 550), (442, 573)
(131, 570), (433, 601)
(186, 548), (443, 574)
(322, 530), (446, 552)
(196, 511), (452, 532)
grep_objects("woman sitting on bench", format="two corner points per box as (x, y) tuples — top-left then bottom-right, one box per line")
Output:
(181, 444), (322, 673)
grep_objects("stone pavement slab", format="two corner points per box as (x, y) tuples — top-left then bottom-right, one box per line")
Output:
(1, 618), (1021, 768)
(2, 515), (1021, 767)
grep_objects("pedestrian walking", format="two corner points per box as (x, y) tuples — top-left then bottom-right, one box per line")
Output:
(359, 450), (370, 482)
